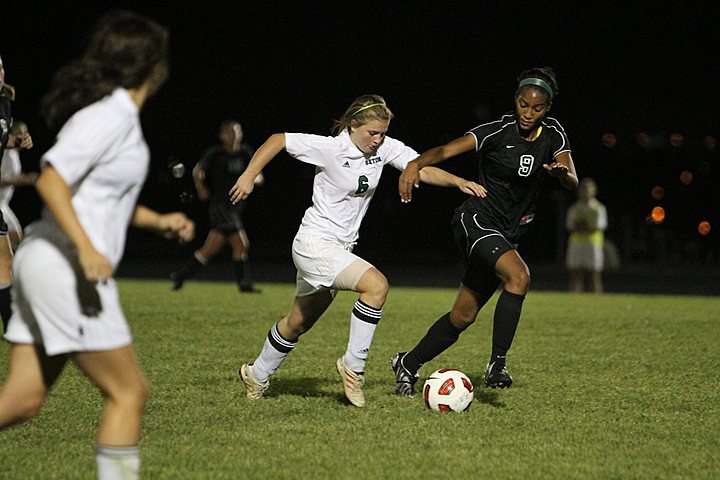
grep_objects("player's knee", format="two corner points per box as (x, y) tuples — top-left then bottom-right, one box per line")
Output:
(131, 379), (150, 413)
(7, 391), (45, 422)
(231, 250), (247, 262)
(450, 310), (477, 329)
(364, 272), (389, 306)
(505, 268), (530, 294)
(108, 379), (149, 415)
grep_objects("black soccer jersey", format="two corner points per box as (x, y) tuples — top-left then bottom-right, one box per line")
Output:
(462, 112), (571, 242)
(199, 144), (254, 205)
(0, 95), (11, 157)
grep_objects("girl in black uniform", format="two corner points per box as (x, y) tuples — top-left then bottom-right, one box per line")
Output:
(391, 67), (578, 395)
(171, 119), (263, 292)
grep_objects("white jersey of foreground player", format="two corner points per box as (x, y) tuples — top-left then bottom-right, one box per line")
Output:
(6, 88), (149, 354)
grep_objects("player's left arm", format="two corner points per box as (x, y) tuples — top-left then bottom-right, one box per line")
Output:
(131, 205), (195, 243)
(544, 150), (578, 190)
(192, 162), (210, 201)
(418, 166), (486, 198)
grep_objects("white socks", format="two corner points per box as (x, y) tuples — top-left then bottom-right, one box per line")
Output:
(344, 300), (382, 373)
(252, 323), (297, 383)
(95, 445), (140, 480)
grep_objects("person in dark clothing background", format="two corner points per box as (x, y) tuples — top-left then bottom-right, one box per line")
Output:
(171, 119), (263, 292)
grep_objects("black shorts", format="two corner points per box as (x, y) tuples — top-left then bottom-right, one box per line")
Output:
(451, 208), (514, 295)
(208, 201), (244, 235)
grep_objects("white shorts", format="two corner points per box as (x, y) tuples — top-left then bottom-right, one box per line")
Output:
(291, 233), (372, 297)
(4, 236), (132, 355)
(566, 242), (604, 272)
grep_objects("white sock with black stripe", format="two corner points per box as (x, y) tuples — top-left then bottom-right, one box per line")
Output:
(252, 323), (297, 383)
(95, 445), (140, 480)
(344, 300), (382, 373)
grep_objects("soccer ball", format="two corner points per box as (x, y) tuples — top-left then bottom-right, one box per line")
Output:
(423, 368), (474, 412)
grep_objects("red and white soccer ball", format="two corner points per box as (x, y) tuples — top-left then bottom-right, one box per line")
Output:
(423, 368), (474, 412)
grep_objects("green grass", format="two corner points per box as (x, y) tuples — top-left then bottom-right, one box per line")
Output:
(1, 280), (719, 479)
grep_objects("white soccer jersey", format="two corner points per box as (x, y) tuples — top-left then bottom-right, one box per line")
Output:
(285, 129), (418, 243)
(0, 148), (20, 206)
(27, 88), (149, 268)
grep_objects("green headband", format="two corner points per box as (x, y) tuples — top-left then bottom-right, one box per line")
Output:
(518, 78), (554, 99)
(352, 103), (386, 116)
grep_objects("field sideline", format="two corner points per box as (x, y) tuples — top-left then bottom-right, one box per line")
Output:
(1, 279), (718, 479)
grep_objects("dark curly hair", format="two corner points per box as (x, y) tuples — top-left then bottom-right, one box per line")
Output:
(41, 10), (169, 131)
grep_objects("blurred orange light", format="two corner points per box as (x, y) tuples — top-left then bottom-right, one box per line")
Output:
(651, 186), (665, 200)
(601, 133), (617, 148)
(698, 221), (711, 236)
(679, 170), (693, 185)
(670, 133), (684, 147)
(650, 206), (665, 224)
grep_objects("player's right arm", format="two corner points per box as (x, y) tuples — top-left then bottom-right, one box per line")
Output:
(35, 164), (113, 283)
(229, 133), (285, 204)
(399, 134), (476, 203)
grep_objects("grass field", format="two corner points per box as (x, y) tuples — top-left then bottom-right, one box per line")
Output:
(1, 279), (718, 479)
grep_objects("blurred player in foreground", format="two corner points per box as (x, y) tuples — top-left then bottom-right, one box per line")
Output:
(392, 67), (578, 395)
(171, 119), (263, 292)
(0, 11), (194, 480)
(230, 94), (483, 407)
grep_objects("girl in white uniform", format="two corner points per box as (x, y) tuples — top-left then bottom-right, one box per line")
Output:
(0, 56), (34, 333)
(0, 11), (194, 480)
(0, 120), (37, 249)
(230, 94), (484, 407)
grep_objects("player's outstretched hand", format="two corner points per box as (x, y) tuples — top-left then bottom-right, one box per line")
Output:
(543, 162), (569, 178)
(229, 173), (255, 204)
(399, 162), (421, 203)
(157, 212), (195, 243)
(458, 180), (487, 198)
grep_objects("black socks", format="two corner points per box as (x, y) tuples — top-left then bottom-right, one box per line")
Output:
(0, 286), (10, 333)
(233, 259), (253, 290)
(490, 289), (525, 365)
(403, 289), (526, 375)
(403, 313), (464, 375)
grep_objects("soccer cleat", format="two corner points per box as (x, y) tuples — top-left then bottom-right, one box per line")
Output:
(239, 285), (262, 294)
(336, 356), (365, 407)
(484, 361), (513, 388)
(170, 272), (184, 291)
(390, 352), (419, 397)
(239, 363), (269, 399)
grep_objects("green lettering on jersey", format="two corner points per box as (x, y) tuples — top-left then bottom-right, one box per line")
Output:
(355, 175), (369, 194)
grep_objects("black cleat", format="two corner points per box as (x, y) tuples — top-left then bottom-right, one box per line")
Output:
(484, 362), (513, 388)
(390, 352), (419, 397)
(170, 272), (184, 291)
(239, 285), (262, 293)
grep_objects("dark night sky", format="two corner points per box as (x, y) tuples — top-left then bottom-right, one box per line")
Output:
(1, 2), (718, 267)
